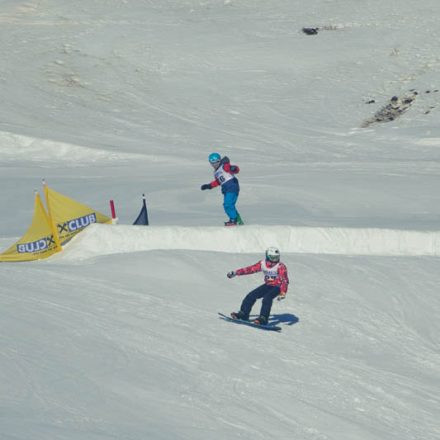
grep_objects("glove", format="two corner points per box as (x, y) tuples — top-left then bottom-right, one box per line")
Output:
(221, 156), (230, 164)
(227, 271), (236, 279)
(200, 184), (211, 190)
(277, 293), (286, 301)
(229, 165), (238, 173)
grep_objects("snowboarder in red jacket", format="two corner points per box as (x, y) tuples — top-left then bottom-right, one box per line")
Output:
(200, 152), (241, 226)
(227, 247), (289, 325)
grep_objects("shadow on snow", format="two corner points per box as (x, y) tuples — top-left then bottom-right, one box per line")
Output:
(268, 313), (299, 326)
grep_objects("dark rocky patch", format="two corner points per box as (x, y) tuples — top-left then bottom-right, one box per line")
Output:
(302, 27), (319, 35)
(302, 25), (340, 35)
(361, 92), (417, 127)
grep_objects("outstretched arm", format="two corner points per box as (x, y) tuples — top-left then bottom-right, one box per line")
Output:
(200, 179), (220, 190)
(227, 261), (262, 279)
(236, 261), (262, 276)
(229, 261), (261, 278)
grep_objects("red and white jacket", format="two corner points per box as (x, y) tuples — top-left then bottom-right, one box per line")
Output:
(235, 260), (289, 295)
(209, 162), (240, 194)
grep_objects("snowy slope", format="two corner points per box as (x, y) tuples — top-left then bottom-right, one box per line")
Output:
(1, 251), (439, 440)
(1, 1), (439, 439)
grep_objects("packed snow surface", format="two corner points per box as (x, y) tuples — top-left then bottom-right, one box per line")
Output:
(1, 1), (439, 439)
(60, 224), (440, 260)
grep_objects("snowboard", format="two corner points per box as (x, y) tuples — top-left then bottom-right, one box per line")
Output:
(218, 312), (282, 332)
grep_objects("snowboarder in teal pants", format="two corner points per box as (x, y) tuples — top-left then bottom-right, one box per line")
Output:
(201, 152), (243, 226)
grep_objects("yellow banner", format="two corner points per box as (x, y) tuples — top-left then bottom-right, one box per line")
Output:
(44, 185), (111, 245)
(0, 192), (61, 262)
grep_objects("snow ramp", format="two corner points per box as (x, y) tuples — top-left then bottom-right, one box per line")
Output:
(58, 224), (440, 261)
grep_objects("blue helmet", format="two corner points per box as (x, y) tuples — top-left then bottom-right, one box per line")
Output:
(208, 152), (221, 164)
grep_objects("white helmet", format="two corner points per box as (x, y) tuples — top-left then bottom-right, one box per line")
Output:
(265, 247), (280, 263)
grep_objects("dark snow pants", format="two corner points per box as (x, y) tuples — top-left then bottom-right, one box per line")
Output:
(240, 284), (280, 321)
